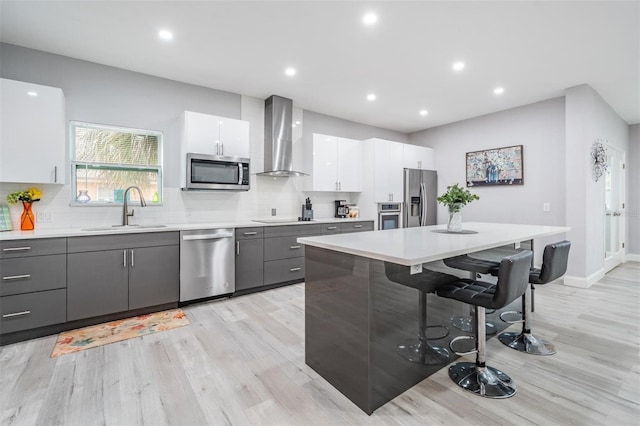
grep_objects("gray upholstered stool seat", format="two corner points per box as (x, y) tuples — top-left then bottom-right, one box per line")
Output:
(384, 263), (459, 365)
(443, 255), (500, 334)
(437, 250), (533, 398)
(491, 240), (571, 356)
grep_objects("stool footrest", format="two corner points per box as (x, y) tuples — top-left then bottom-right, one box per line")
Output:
(499, 310), (524, 324)
(425, 324), (449, 340)
(449, 335), (477, 356)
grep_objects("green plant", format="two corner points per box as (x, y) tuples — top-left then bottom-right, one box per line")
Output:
(437, 183), (479, 211)
(6, 187), (42, 204)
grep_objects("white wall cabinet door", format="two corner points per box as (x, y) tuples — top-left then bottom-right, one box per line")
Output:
(218, 116), (249, 158)
(336, 137), (362, 192)
(182, 111), (220, 155)
(373, 139), (404, 202)
(0, 78), (65, 184)
(403, 144), (435, 170)
(311, 134), (339, 191)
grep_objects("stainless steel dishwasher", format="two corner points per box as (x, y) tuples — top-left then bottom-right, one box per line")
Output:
(180, 228), (235, 302)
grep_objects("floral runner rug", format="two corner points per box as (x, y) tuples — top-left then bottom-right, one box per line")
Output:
(51, 308), (189, 357)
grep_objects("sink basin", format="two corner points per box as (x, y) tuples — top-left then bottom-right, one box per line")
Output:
(81, 224), (168, 231)
(252, 218), (311, 224)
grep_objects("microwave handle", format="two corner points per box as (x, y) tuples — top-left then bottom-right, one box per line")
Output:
(238, 163), (243, 184)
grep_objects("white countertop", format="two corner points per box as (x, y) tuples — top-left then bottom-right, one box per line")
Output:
(0, 217), (374, 241)
(297, 222), (570, 266)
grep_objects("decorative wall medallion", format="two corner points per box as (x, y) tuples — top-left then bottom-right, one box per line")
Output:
(592, 139), (608, 182)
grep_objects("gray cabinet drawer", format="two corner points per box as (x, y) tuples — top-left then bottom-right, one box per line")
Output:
(0, 238), (66, 259)
(235, 227), (264, 240)
(0, 254), (66, 296)
(264, 224), (323, 238)
(68, 231), (179, 253)
(264, 258), (305, 285)
(341, 221), (374, 233)
(0, 289), (66, 333)
(264, 236), (305, 261)
(322, 224), (341, 234)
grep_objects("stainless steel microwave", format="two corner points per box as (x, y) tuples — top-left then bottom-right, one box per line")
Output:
(184, 153), (250, 191)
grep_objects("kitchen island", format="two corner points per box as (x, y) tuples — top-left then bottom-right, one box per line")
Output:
(298, 222), (569, 414)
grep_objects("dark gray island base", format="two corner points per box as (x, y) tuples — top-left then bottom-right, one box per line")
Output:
(304, 245), (516, 415)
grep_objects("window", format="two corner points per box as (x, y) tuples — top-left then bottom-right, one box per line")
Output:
(70, 121), (163, 205)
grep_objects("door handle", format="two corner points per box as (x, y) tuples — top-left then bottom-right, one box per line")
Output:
(182, 233), (234, 241)
(123, 250), (127, 268)
(354, 225), (363, 228)
(243, 231), (258, 236)
(130, 249), (134, 267)
(236, 241), (240, 255)
(2, 247), (31, 252)
(289, 267), (302, 272)
(2, 274), (31, 281)
(290, 245), (301, 249)
(2, 310), (31, 318)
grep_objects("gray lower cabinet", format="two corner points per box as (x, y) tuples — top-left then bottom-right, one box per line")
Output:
(0, 289), (66, 334)
(67, 232), (179, 321)
(235, 227), (264, 291)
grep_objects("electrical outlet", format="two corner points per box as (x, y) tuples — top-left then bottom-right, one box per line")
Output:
(543, 203), (551, 212)
(37, 211), (52, 223)
(410, 264), (422, 274)
(271, 208), (276, 216)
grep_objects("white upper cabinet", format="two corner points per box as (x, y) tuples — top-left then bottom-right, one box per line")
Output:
(0, 78), (66, 184)
(369, 138), (404, 202)
(402, 144), (435, 170)
(182, 111), (249, 158)
(306, 133), (362, 192)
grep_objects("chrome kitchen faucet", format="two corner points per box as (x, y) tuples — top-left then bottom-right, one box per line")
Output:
(122, 186), (147, 226)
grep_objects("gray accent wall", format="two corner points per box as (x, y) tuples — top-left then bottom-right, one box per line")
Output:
(628, 124), (640, 257)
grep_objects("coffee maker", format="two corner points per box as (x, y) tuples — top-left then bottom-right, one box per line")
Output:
(334, 200), (349, 218)
(300, 197), (314, 221)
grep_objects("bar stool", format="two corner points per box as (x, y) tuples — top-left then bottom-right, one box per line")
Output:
(437, 250), (532, 398)
(443, 255), (500, 335)
(384, 262), (459, 365)
(494, 240), (571, 355)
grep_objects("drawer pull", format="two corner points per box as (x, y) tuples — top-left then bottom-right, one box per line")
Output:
(327, 226), (337, 230)
(354, 225), (363, 228)
(289, 267), (302, 272)
(2, 274), (32, 281)
(2, 310), (31, 318)
(243, 231), (258, 236)
(290, 245), (301, 249)
(2, 247), (31, 252)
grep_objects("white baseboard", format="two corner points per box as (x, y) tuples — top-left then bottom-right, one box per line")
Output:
(625, 253), (640, 262)
(563, 267), (606, 288)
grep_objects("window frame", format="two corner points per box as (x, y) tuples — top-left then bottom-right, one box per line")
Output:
(69, 121), (164, 207)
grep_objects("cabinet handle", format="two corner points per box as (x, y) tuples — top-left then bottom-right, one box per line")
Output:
(123, 250), (127, 268)
(54, 165), (58, 183)
(130, 250), (134, 267)
(236, 241), (240, 255)
(417, 161), (422, 169)
(327, 226), (337, 230)
(243, 231), (258, 236)
(2, 310), (31, 318)
(221, 143), (224, 155)
(290, 245), (301, 249)
(2, 274), (31, 281)
(289, 267), (302, 272)
(339, 182), (341, 191)
(2, 247), (31, 252)
(354, 225), (363, 228)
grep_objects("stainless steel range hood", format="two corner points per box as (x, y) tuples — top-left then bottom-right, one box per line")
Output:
(257, 95), (307, 177)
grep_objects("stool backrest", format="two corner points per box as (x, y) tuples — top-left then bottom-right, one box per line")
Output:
(537, 240), (571, 284)
(493, 250), (533, 309)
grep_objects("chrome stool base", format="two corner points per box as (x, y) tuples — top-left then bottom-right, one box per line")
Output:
(450, 316), (497, 335)
(449, 362), (517, 398)
(498, 331), (556, 355)
(397, 339), (451, 365)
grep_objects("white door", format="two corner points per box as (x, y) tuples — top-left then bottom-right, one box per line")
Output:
(184, 111), (219, 155)
(337, 137), (362, 192)
(312, 134), (338, 191)
(218, 117), (249, 158)
(388, 142), (405, 201)
(604, 145), (625, 272)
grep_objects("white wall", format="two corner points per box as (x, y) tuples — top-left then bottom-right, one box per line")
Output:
(565, 84), (629, 286)
(409, 97), (567, 265)
(625, 124), (639, 259)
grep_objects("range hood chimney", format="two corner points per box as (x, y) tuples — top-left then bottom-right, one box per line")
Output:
(257, 95), (307, 177)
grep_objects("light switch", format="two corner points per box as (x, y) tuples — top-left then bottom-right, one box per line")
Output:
(543, 203), (551, 212)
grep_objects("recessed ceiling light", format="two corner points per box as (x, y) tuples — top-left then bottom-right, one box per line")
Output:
(285, 67), (297, 77)
(27, 91), (38, 97)
(158, 30), (173, 41)
(363, 13), (378, 26)
(366, 93), (376, 101)
(493, 87), (505, 95)
(452, 61), (465, 72)
(419, 109), (428, 116)
(295, 121), (301, 125)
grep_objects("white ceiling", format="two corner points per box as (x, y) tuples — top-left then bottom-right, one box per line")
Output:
(1, 1), (638, 133)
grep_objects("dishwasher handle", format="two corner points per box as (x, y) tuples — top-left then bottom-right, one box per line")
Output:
(182, 232), (234, 241)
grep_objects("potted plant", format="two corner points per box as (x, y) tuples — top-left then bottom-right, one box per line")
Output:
(437, 183), (479, 232)
(6, 187), (42, 230)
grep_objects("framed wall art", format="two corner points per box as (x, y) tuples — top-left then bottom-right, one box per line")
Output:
(466, 145), (524, 187)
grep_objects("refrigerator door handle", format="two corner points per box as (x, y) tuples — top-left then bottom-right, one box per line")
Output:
(420, 182), (428, 226)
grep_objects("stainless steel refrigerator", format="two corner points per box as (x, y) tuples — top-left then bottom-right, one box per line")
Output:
(403, 168), (437, 227)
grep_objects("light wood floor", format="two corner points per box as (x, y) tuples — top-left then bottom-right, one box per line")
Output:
(1, 262), (639, 426)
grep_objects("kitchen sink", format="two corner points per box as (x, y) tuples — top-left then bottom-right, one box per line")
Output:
(81, 224), (168, 231)
(252, 218), (312, 224)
